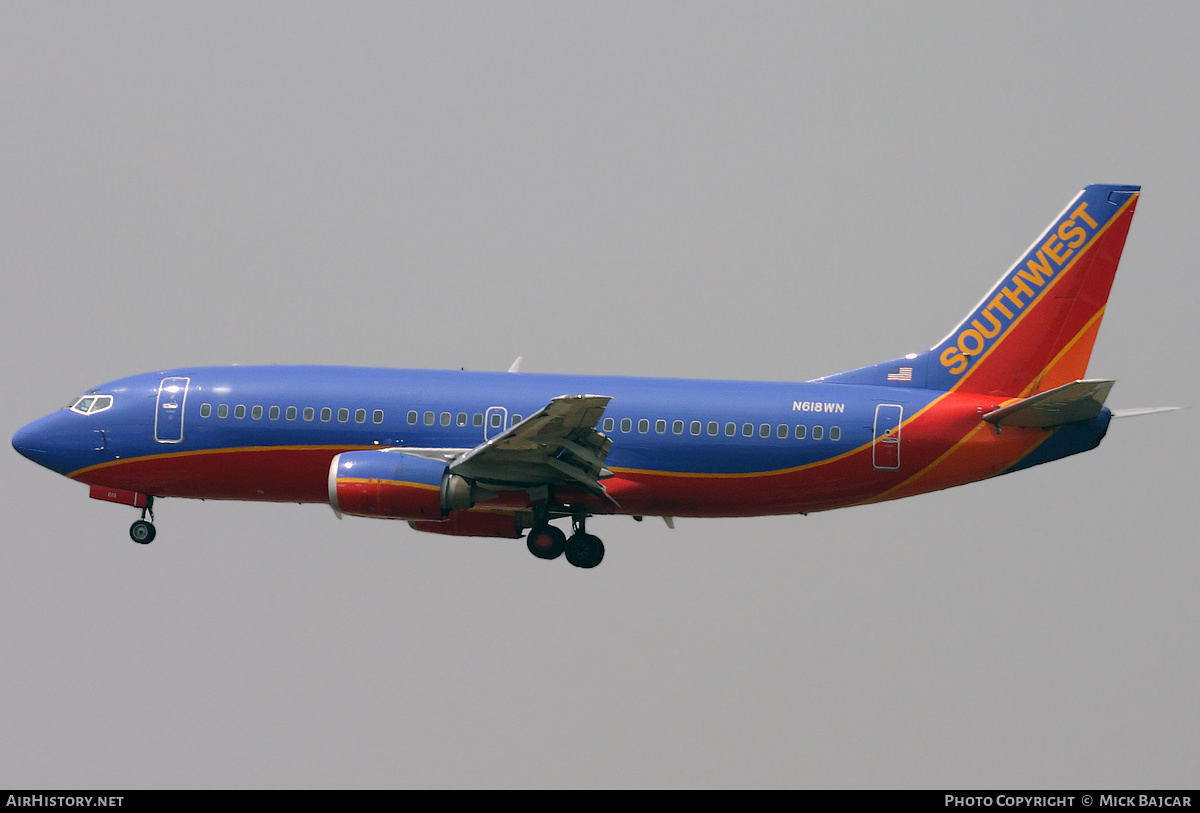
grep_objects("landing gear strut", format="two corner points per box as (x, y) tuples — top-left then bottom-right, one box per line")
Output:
(524, 513), (605, 568)
(129, 496), (156, 545)
(564, 515), (604, 569)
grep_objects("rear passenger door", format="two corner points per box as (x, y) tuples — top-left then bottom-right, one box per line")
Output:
(872, 404), (902, 471)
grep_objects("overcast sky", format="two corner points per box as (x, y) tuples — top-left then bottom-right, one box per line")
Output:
(2, 2), (1197, 789)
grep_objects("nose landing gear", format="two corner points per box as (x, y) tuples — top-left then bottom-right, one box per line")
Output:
(129, 496), (156, 545)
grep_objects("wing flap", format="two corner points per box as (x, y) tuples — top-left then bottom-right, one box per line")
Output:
(450, 395), (613, 495)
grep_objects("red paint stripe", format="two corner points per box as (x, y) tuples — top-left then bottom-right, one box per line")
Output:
(67, 393), (1050, 516)
(70, 447), (355, 502)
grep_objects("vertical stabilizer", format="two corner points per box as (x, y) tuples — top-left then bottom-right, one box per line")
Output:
(819, 185), (1140, 397)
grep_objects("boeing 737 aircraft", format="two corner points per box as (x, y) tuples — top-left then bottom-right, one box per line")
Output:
(13, 184), (1170, 568)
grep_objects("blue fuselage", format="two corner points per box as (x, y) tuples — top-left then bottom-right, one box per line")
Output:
(12, 365), (1109, 518)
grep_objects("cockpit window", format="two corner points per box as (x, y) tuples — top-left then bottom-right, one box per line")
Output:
(69, 395), (113, 415)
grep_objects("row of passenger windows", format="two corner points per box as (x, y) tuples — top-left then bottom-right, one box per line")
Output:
(198, 402), (839, 441)
(406, 410), (518, 428)
(200, 403), (384, 424)
(400, 411), (840, 441)
(601, 416), (841, 441)
(200, 404), (518, 429)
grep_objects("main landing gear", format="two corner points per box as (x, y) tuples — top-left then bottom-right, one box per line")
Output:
(129, 496), (156, 545)
(526, 515), (605, 569)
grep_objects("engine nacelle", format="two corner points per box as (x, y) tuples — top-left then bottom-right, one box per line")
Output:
(328, 450), (476, 520)
(409, 512), (525, 539)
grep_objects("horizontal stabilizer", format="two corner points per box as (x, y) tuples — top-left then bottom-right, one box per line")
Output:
(1111, 406), (1183, 418)
(982, 379), (1114, 427)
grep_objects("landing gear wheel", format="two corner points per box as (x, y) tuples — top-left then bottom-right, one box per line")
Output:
(526, 524), (566, 560)
(129, 520), (156, 545)
(564, 533), (605, 569)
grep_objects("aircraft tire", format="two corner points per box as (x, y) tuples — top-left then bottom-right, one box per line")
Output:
(564, 533), (604, 569)
(527, 524), (566, 560)
(129, 520), (156, 545)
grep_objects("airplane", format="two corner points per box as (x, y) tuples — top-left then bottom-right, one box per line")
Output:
(12, 183), (1176, 569)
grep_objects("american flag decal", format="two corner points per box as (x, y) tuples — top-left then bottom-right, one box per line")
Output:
(887, 366), (913, 382)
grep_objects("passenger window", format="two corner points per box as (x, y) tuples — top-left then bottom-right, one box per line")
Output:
(673, 420), (684, 435)
(707, 421), (718, 436)
(269, 406), (280, 420)
(777, 424), (787, 438)
(457, 413), (468, 426)
(830, 426), (841, 441)
(406, 410), (415, 425)
(320, 408), (332, 422)
(603, 418), (614, 432)
(355, 409), (366, 423)
(741, 423), (752, 437)
(726, 423), (736, 436)
(303, 407), (314, 421)
(490, 413), (502, 428)
(759, 424), (770, 437)
(795, 425), (806, 439)
(812, 426), (824, 440)
(638, 419), (649, 434)
(620, 418), (632, 433)
(655, 419), (666, 434)
(286, 407), (297, 420)
(234, 405), (246, 419)
(512, 415), (522, 424)
(373, 410), (384, 424)
(200, 403), (211, 418)
(217, 404), (229, 418)
(691, 421), (701, 435)
(423, 411), (435, 426)
(440, 412), (451, 426)
(252, 406), (263, 420)
(474, 413), (484, 427)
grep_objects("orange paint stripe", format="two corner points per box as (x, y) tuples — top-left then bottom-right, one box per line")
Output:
(609, 437), (872, 480)
(68, 444), (376, 480)
(338, 477), (440, 491)
(859, 420), (1053, 506)
(1018, 306), (1106, 397)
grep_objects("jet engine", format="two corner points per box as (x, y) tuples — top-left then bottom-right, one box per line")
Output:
(328, 450), (477, 520)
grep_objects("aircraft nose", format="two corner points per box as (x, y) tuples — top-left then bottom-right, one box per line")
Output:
(12, 412), (78, 474)
(12, 421), (49, 460)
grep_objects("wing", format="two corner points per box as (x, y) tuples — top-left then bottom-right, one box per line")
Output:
(449, 394), (614, 500)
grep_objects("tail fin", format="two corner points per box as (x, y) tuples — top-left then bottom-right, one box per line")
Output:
(820, 184), (1140, 397)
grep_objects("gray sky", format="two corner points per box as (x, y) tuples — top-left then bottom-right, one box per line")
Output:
(2, 2), (1197, 789)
